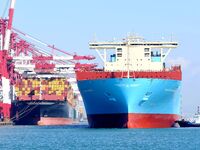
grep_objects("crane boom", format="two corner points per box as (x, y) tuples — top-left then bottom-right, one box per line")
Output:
(12, 27), (95, 60)
(4, 0), (16, 51)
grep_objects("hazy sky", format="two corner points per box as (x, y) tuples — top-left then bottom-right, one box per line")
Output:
(1, 0), (200, 116)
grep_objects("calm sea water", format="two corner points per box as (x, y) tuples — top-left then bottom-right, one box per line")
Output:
(0, 125), (199, 150)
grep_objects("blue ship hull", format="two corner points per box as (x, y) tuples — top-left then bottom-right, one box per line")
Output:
(77, 78), (181, 128)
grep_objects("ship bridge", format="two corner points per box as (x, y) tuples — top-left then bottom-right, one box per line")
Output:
(89, 36), (178, 72)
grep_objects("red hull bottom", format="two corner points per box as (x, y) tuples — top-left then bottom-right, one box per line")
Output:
(87, 113), (179, 128)
(127, 113), (179, 128)
(38, 117), (74, 126)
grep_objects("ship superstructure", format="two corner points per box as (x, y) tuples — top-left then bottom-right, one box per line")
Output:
(76, 35), (182, 128)
(90, 35), (177, 72)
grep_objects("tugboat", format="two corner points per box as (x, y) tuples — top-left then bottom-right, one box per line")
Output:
(175, 106), (200, 127)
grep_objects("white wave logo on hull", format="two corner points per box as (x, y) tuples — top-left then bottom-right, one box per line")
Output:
(138, 92), (152, 105)
(104, 92), (117, 102)
(108, 98), (116, 102)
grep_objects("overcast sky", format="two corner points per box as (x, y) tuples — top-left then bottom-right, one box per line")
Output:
(1, 0), (200, 116)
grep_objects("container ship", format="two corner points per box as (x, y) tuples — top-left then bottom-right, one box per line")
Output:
(76, 35), (182, 128)
(11, 74), (77, 125)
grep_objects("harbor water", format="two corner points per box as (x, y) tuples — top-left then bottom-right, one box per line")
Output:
(0, 125), (199, 150)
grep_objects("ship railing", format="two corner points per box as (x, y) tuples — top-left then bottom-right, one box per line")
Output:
(87, 65), (181, 73)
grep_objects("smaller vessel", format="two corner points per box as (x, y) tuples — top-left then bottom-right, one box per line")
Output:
(176, 106), (200, 127)
(11, 74), (77, 125)
(175, 119), (200, 127)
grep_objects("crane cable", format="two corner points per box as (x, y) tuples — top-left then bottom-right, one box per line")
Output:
(12, 103), (39, 121)
(1, 0), (10, 18)
(10, 101), (40, 121)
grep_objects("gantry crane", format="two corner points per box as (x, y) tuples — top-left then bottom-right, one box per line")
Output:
(0, 0), (96, 120)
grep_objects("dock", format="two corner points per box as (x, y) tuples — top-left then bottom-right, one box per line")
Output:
(0, 121), (13, 126)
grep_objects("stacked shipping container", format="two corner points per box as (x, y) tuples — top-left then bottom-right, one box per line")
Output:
(15, 78), (76, 107)
(12, 77), (78, 125)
